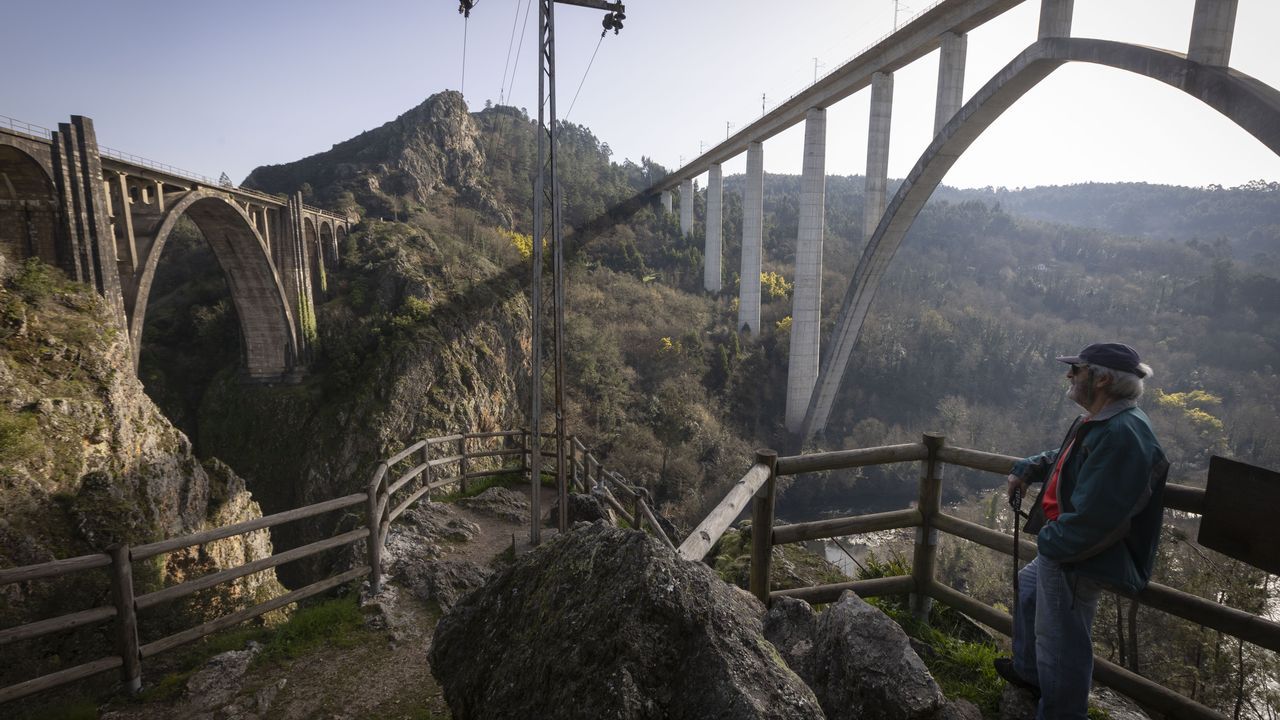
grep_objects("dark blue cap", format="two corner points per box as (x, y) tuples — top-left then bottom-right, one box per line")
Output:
(1056, 343), (1146, 377)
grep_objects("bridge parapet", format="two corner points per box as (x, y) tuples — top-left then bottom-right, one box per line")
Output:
(0, 113), (357, 381)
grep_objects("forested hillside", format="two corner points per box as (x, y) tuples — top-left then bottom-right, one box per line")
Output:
(120, 92), (1280, 716)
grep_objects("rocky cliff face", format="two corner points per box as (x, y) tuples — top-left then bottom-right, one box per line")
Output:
(244, 91), (509, 224)
(0, 262), (284, 651)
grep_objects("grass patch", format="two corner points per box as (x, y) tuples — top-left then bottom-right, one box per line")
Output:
(0, 406), (41, 464)
(253, 593), (364, 666)
(437, 470), (525, 502)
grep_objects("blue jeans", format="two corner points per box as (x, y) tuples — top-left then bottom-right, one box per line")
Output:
(1013, 556), (1101, 720)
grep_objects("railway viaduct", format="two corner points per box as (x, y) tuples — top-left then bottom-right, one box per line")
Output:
(648, 0), (1280, 443)
(0, 115), (353, 381)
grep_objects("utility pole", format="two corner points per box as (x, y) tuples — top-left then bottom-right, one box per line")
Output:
(813, 57), (824, 83)
(726, 121), (734, 139)
(762, 93), (766, 116)
(529, 0), (626, 546)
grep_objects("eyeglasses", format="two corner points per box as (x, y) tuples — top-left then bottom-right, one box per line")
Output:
(1068, 364), (1088, 377)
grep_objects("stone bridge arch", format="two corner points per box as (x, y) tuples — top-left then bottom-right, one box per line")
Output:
(802, 36), (1280, 440)
(131, 188), (298, 380)
(0, 140), (60, 268)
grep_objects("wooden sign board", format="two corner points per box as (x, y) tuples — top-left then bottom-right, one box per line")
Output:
(1197, 456), (1280, 575)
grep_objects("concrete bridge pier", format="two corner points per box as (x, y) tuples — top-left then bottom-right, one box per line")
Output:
(1039, 0), (1073, 38)
(785, 108), (826, 434)
(705, 164), (723, 292)
(864, 72), (894, 243)
(738, 141), (764, 334)
(660, 190), (672, 216)
(1188, 0), (1238, 66)
(679, 178), (694, 238)
(935, 33), (968, 134)
(57, 117), (128, 335)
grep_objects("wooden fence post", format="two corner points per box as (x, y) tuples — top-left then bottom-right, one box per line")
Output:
(459, 435), (470, 494)
(521, 427), (530, 475)
(911, 433), (945, 621)
(422, 442), (433, 501)
(108, 544), (141, 694)
(367, 462), (388, 594)
(569, 436), (579, 492)
(749, 449), (779, 606)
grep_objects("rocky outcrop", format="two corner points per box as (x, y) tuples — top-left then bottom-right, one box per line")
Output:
(243, 91), (507, 224)
(0, 271), (284, 678)
(456, 486), (529, 523)
(764, 593), (945, 720)
(380, 501), (491, 612)
(430, 522), (824, 719)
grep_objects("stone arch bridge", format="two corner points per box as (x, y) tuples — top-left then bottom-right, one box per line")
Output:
(0, 115), (353, 381)
(647, 0), (1279, 444)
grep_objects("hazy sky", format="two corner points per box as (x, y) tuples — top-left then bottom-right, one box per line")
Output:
(5, 1), (1280, 190)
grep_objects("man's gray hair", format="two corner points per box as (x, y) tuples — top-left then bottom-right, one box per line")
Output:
(1087, 362), (1153, 401)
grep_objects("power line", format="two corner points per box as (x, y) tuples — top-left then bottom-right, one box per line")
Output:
(564, 33), (605, 121)
(507, 0), (535, 104)
(499, 0), (524, 103)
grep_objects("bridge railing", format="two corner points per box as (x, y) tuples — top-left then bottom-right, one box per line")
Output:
(2, 426), (635, 707)
(0, 114), (53, 140)
(98, 145), (217, 187)
(682, 434), (1277, 720)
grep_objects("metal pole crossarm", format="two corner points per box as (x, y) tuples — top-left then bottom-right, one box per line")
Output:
(555, 0), (623, 11)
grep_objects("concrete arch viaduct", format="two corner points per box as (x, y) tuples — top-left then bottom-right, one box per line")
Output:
(0, 116), (353, 380)
(647, 0), (1278, 443)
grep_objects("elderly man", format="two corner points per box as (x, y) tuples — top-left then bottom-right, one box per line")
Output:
(995, 343), (1169, 719)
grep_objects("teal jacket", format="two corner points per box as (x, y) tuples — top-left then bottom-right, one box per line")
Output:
(1012, 400), (1169, 595)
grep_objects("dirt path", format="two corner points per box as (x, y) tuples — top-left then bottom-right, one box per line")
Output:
(96, 484), (561, 720)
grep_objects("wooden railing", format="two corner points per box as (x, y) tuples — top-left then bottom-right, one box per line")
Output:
(681, 434), (1280, 720)
(1, 428), (642, 707)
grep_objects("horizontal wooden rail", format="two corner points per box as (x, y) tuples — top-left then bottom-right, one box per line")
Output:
(776, 442), (926, 476)
(935, 445), (1014, 474)
(465, 467), (521, 481)
(141, 566), (369, 659)
(678, 463), (770, 562)
(1163, 483), (1205, 514)
(0, 605), (115, 646)
(638, 500), (676, 552)
(427, 434), (465, 445)
(932, 512), (1038, 561)
(925, 580), (1011, 635)
(594, 486), (636, 527)
(384, 440), (427, 467)
(0, 655), (123, 705)
(771, 574), (916, 604)
(467, 448), (525, 460)
(136, 529), (369, 611)
(0, 553), (111, 586)
(771, 508), (921, 546)
(386, 464), (428, 497)
(430, 454), (464, 467)
(1139, 581), (1280, 654)
(134, 493), (367, 561)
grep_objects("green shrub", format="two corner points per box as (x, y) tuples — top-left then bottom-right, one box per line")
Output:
(9, 258), (60, 304)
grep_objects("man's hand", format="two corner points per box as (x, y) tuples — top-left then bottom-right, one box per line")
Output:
(1007, 473), (1027, 504)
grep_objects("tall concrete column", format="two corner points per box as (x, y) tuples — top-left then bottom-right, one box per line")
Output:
(738, 141), (764, 334)
(660, 190), (673, 215)
(785, 108), (827, 434)
(114, 173), (138, 271)
(863, 72), (894, 243)
(1188, 0), (1238, 66)
(679, 178), (694, 238)
(934, 33), (968, 135)
(1038, 0), (1073, 39)
(705, 164), (723, 292)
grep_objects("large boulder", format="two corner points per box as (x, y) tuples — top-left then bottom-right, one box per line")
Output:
(430, 522), (824, 720)
(764, 593), (945, 720)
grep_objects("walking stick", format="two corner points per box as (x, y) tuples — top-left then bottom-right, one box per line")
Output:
(1010, 485), (1024, 601)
